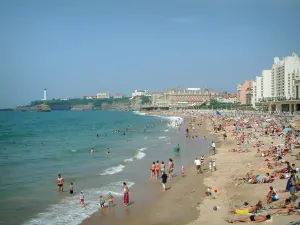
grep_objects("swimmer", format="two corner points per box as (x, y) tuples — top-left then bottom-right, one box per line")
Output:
(107, 148), (110, 153)
(41, 143), (44, 146)
(69, 182), (74, 195)
(57, 174), (64, 192)
(90, 148), (94, 153)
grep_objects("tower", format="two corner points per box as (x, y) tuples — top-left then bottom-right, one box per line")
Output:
(44, 88), (47, 101)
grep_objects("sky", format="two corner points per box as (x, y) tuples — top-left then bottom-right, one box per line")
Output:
(0, 0), (300, 108)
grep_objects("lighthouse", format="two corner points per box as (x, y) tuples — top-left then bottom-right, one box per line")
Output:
(43, 88), (47, 101)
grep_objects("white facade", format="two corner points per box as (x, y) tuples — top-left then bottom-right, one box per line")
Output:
(271, 53), (300, 99)
(131, 90), (151, 98)
(43, 88), (47, 101)
(97, 93), (110, 99)
(261, 70), (272, 99)
(252, 76), (262, 106)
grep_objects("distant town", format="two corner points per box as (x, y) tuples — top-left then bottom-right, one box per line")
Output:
(1, 52), (299, 113)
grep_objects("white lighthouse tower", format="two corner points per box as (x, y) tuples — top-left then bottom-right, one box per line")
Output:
(43, 88), (47, 101)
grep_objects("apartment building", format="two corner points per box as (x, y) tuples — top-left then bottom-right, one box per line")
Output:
(271, 53), (300, 99)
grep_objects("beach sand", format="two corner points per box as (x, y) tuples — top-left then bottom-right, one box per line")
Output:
(82, 114), (213, 225)
(83, 111), (300, 225)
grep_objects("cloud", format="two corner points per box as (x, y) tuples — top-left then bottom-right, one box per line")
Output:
(168, 17), (194, 24)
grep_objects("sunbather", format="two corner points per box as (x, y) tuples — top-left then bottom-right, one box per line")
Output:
(227, 215), (271, 223)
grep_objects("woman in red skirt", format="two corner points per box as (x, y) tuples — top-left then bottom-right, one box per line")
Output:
(123, 182), (129, 206)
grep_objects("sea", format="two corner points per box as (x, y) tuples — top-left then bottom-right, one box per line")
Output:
(0, 110), (210, 225)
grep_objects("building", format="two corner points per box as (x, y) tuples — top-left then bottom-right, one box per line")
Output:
(237, 80), (253, 104)
(96, 93), (110, 99)
(271, 53), (300, 99)
(261, 70), (272, 99)
(83, 95), (97, 99)
(215, 94), (238, 104)
(131, 90), (151, 98)
(151, 92), (168, 106)
(164, 88), (210, 106)
(113, 94), (124, 99)
(252, 76), (262, 106)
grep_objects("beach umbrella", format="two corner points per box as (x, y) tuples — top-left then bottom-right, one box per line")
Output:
(216, 111), (221, 116)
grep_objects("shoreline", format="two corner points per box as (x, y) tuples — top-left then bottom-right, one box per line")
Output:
(82, 112), (216, 225)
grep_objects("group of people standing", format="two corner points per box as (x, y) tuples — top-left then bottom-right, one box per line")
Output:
(150, 158), (175, 191)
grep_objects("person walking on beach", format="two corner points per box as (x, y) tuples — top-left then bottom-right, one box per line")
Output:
(161, 171), (168, 192)
(155, 160), (160, 179)
(168, 158), (174, 179)
(150, 162), (156, 179)
(211, 141), (216, 154)
(194, 158), (201, 174)
(57, 174), (64, 192)
(123, 182), (130, 207)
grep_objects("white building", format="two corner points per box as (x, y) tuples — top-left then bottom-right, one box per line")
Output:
(271, 52), (300, 99)
(261, 70), (272, 99)
(113, 94), (124, 99)
(97, 93), (110, 99)
(131, 90), (151, 98)
(252, 76), (262, 107)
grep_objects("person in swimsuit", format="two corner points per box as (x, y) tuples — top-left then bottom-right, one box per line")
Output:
(107, 148), (110, 153)
(69, 182), (74, 195)
(123, 182), (129, 207)
(57, 174), (64, 192)
(80, 191), (84, 205)
(168, 158), (174, 179)
(107, 192), (114, 207)
(155, 161), (160, 179)
(150, 162), (156, 179)
(228, 215), (271, 223)
(160, 161), (165, 173)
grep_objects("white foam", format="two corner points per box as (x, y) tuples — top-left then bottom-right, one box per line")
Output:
(132, 111), (146, 116)
(164, 129), (169, 132)
(134, 151), (146, 159)
(124, 157), (133, 162)
(23, 181), (134, 225)
(158, 136), (167, 139)
(100, 165), (125, 175)
(138, 147), (147, 151)
(70, 149), (77, 152)
(144, 137), (148, 139)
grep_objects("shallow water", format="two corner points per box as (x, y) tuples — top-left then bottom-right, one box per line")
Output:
(0, 111), (190, 225)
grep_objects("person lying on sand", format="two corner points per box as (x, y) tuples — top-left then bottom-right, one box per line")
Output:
(231, 201), (262, 214)
(227, 215), (271, 223)
(271, 198), (294, 215)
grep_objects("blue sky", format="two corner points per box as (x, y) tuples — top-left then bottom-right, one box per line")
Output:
(0, 0), (300, 107)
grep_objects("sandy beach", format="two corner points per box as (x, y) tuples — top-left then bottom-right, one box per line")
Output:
(83, 110), (300, 225)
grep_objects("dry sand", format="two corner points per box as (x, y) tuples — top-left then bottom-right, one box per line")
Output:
(83, 111), (300, 225)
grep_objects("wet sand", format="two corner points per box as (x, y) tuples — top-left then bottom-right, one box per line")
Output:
(82, 114), (214, 225)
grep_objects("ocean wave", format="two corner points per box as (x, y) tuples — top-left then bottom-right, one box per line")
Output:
(124, 157), (133, 162)
(23, 181), (134, 225)
(100, 165), (125, 175)
(138, 147), (147, 151)
(134, 151), (146, 159)
(132, 111), (146, 116)
(158, 136), (167, 139)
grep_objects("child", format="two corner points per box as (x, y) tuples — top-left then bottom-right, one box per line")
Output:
(181, 166), (185, 177)
(80, 191), (84, 205)
(69, 182), (74, 195)
(107, 192), (114, 207)
(161, 171), (168, 192)
(99, 196), (105, 208)
(209, 161), (212, 172)
(213, 159), (217, 171)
